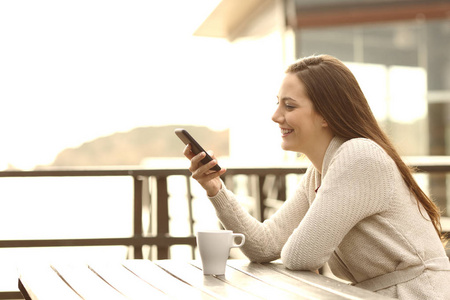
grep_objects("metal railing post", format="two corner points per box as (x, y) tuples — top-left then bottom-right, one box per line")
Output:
(156, 175), (169, 259)
(133, 175), (144, 259)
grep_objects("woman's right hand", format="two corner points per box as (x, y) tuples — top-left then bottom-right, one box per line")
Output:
(183, 144), (227, 197)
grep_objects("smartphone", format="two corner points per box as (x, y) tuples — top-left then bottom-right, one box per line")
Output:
(175, 128), (221, 171)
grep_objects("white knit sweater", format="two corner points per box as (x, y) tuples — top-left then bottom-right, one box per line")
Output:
(208, 137), (450, 299)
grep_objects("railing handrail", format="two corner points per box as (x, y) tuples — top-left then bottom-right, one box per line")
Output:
(2, 155), (450, 177)
(0, 166), (309, 177)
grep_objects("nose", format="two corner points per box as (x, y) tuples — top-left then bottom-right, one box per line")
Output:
(272, 105), (283, 124)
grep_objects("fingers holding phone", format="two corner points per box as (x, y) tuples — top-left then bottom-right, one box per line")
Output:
(177, 129), (226, 196)
(176, 128), (221, 171)
(190, 149), (219, 174)
(187, 147), (226, 197)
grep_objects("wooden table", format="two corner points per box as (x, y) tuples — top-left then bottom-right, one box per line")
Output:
(18, 259), (394, 299)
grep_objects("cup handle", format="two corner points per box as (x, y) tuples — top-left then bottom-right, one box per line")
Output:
(231, 233), (245, 248)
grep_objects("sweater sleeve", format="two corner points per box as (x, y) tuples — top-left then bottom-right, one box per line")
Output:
(208, 167), (314, 262)
(281, 139), (395, 271)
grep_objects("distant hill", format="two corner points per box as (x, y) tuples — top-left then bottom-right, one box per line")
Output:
(52, 125), (229, 166)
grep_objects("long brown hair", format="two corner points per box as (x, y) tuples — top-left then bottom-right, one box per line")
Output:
(286, 54), (444, 241)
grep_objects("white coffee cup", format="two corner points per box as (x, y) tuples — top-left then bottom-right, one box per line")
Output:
(196, 230), (245, 275)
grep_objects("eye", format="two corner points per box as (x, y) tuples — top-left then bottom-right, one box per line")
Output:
(285, 103), (295, 110)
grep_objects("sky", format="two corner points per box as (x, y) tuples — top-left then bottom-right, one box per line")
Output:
(0, 0), (231, 169)
(0, 1), (425, 170)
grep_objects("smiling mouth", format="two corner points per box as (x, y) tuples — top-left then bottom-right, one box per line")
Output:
(281, 128), (294, 137)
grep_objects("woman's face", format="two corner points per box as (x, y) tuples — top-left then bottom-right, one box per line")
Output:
(272, 73), (327, 154)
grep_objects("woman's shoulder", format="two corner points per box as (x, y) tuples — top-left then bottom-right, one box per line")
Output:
(328, 138), (399, 203)
(333, 138), (396, 171)
(339, 138), (390, 159)
(341, 137), (384, 150)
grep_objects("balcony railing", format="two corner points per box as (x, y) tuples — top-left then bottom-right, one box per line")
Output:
(0, 159), (449, 299)
(0, 166), (309, 260)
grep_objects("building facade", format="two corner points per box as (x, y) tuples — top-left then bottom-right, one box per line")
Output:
(195, 0), (450, 217)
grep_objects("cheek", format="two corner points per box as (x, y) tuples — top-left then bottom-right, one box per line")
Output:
(284, 113), (298, 127)
(286, 114), (307, 132)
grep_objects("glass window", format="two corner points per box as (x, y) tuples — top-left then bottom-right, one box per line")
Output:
(295, 18), (450, 216)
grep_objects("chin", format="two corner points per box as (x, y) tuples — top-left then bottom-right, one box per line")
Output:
(281, 142), (302, 153)
(281, 143), (294, 152)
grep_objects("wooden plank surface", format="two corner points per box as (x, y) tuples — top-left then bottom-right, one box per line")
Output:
(19, 264), (81, 300)
(155, 260), (262, 300)
(123, 260), (215, 299)
(189, 260), (305, 299)
(51, 263), (126, 300)
(88, 262), (170, 299)
(19, 259), (394, 299)
(227, 260), (350, 300)
(267, 263), (393, 300)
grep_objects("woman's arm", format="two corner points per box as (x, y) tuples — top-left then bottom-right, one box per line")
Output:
(184, 143), (311, 262)
(207, 168), (314, 262)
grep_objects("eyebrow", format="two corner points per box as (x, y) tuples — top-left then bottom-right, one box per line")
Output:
(278, 96), (297, 102)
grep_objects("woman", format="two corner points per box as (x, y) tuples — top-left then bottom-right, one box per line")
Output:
(184, 55), (450, 299)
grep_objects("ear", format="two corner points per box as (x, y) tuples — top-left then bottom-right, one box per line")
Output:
(321, 118), (329, 128)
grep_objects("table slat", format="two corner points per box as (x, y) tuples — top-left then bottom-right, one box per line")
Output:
(155, 260), (261, 300)
(51, 263), (126, 300)
(267, 263), (394, 300)
(227, 260), (350, 300)
(123, 260), (215, 299)
(19, 265), (81, 300)
(190, 260), (307, 299)
(88, 262), (170, 299)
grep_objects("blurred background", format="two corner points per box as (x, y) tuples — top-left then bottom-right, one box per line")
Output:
(1, 0), (450, 296)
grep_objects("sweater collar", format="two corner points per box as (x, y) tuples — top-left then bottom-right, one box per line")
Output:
(321, 136), (347, 177)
